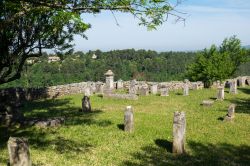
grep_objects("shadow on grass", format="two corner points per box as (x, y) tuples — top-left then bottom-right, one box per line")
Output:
(117, 124), (124, 130)
(225, 89), (250, 114)
(0, 97), (112, 163)
(122, 141), (250, 166)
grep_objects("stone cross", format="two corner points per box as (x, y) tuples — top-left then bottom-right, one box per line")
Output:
(160, 88), (169, 96)
(224, 104), (236, 121)
(150, 84), (158, 95)
(8, 137), (32, 166)
(104, 70), (114, 89)
(229, 79), (237, 94)
(216, 86), (225, 100)
(81, 96), (91, 112)
(173, 112), (186, 154)
(124, 106), (134, 132)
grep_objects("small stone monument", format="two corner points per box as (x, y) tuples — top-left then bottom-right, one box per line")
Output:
(173, 112), (186, 154)
(150, 84), (158, 95)
(216, 86), (224, 101)
(224, 104), (236, 121)
(84, 87), (91, 97)
(202, 100), (214, 107)
(124, 106), (134, 132)
(160, 88), (169, 96)
(238, 77), (246, 87)
(229, 79), (237, 94)
(104, 70), (114, 89)
(139, 86), (149, 96)
(116, 79), (123, 89)
(129, 80), (137, 95)
(8, 137), (32, 166)
(183, 79), (189, 96)
(81, 96), (91, 112)
(192, 83), (199, 90)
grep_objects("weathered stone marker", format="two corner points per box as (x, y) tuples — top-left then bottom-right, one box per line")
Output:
(129, 80), (137, 95)
(124, 106), (134, 132)
(81, 96), (91, 112)
(84, 87), (91, 97)
(160, 88), (169, 96)
(192, 83), (199, 90)
(216, 86), (224, 100)
(173, 112), (186, 154)
(183, 79), (189, 96)
(229, 79), (237, 94)
(238, 77), (246, 87)
(138, 86), (149, 96)
(224, 104), (236, 121)
(202, 100), (214, 107)
(116, 79), (123, 89)
(150, 84), (158, 95)
(8, 137), (32, 166)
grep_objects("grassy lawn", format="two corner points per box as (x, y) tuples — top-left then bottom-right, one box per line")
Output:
(0, 87), (250, 166)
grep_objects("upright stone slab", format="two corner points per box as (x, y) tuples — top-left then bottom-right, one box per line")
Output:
(139, 86), (149, 96)
(116, 79), (123, 89)
(229, 79), (237, 94)
(150, 84), (158, 95)
(192, 83), (199, 90)
(84, 87), (91, 97)
(238, 77), (246, 87)
(104, 70), (114, 89)
(183, 79), (189, 96)
(173, 112), (186, 154)
(124, 106), (134, 132)
(216, 86), (224, 101)
(81, 96), (91, 112)
(8, 137), (32, 166)
(160, 88), (169, 96)
(246, 77), (250, 85)
(224, 104), (236, 121)
(129, 80), (137, 95)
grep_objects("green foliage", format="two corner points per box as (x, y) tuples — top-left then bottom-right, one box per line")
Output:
(0, 0), (185, 84)
(187, 36), (249, 87)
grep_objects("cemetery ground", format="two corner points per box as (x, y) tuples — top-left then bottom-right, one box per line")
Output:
(0, 87), (250, 166)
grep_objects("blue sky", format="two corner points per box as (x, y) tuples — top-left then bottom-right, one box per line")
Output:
(73, 0), (250, 52)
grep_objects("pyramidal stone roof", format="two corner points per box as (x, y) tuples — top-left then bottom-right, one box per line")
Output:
(104, 70), (114, 76)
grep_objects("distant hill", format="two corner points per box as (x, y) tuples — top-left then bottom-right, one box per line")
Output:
(243, 45), (250, 49)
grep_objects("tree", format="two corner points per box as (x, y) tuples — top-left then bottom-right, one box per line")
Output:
(187, 36), (248, 88)
(0, 0), (185, 84)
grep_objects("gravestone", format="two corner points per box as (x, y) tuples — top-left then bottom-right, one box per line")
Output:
(81, 96), (91, 112)
(216, 86), (224, 101)
(192, 83), (199, 90)
(124, 106), (134, 132)
(173, 112), (186, 154)
(8, 137), (32, 166)
(104, 70), (114, 89)
(139, 86), (149, 96)
(224, 104), (236, 121)
(229, 79), (237, 94)
(246, 77), (250, 85)
(183, 79), (189, 96)
(202, 100), (214, 107)
(129, 80), (137, 95)
(238, 77), (246, 87)
(116, 79), (123, 89)
(150, 84), (158, 95)
(160, 88), (169, 96)
(84, 87), (91, 97)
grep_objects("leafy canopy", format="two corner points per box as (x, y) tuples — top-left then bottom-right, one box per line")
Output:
(0, 0), (185, 84)
(187, 36), (248, 87)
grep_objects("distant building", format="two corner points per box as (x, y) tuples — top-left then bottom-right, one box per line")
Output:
(92, 54), (97, 59)
(48, 56), (60, 63)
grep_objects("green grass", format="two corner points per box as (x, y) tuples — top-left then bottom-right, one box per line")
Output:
(1, 87), (250, 166)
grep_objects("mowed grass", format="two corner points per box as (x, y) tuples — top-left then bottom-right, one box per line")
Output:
(0, 87), (250, 166)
